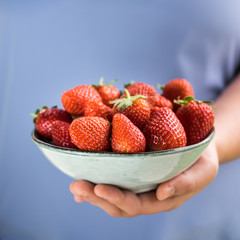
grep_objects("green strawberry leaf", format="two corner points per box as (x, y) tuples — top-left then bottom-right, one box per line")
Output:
(174, 96), (213, 106)
(110, 89), (146, 111)
(157, 84), (164, 92)
(35, 108), (41, 115)
(124, 80), (135, 89)
(93, 77), (119, 87)
(184, 96), (195, 102)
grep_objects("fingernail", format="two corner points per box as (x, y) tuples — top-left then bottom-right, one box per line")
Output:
(159, 185), (175, 200)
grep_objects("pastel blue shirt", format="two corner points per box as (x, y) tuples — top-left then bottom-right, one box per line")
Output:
(0, 1), (240, 239)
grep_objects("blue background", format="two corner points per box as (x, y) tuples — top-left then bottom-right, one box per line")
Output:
(1, 1), (240, 240)
(0, 1), (171, 239)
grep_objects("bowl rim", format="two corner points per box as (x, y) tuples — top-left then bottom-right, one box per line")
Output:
(31, 128), (215, 157)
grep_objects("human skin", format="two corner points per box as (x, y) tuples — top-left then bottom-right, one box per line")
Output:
(69, 74), (240, 217)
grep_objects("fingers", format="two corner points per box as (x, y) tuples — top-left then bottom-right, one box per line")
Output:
(94, 185), (142, 217)
(94, 184), (125, 204)
(94, 185), (180, 216)
(69, 180), (94, 198)
(74, 195), (85, 203)
(70, 181), (125, 217)
(93, 184), (181, 215)
(70, 180), (195, 216)
(70, 181), (156, 217)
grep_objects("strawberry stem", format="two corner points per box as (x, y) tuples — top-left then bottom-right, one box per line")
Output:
(30, 112), (37, 118)
(94, 77), (118, 87)
(125, 88), (131, 99)
(99, 77), (104, 86)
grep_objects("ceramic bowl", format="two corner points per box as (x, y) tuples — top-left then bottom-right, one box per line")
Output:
(31, 129), (214, 193)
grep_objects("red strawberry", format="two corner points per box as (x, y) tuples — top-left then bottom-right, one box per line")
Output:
(61, 85), (102, 116)
(122, 82), (172, 110)
(161, 78), (194, 111)
(94, 77), (120, 107)
(150, 106), (161, 117)
(175, 97), (215, 145)
(111, 89), (151, 130)
(69, 117), (111, 152)
(52, 120), (77, 149)
(84, 100), (114, 121)
(121, 82), (158, 98)
(147, 93), (173, 110)
(143, 107), (187, 151)
(111, 114), (146, 153)
(33, 106), (73, 139)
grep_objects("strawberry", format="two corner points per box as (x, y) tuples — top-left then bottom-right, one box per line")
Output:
(143, 107), (187, 151)
(147, 93), (173, 109)
(32, 106), (73, 139)
(175, 97), (215, 145)
(52, 120), (77, 149)
(161, 78), (194, 111)
(84, 100), (114, 121)
(150, 106), (161, 117)
(69, 117), (111, 152)
(111, 114), (146, 153)
(61, 85), (102, 116)
(121, 82), (158, 98)
(93, 77), (120, 107)
(111, 89), (151, 130)
(122, 82), (172, 110)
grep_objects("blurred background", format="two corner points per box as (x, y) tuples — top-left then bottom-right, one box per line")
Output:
(1, 0), (240, 240)
(0, 1), (175, 239)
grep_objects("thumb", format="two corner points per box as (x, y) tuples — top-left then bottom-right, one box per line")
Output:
(156, 150), (219, 201)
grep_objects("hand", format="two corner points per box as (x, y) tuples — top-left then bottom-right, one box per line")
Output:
(69, 141), (219, 217)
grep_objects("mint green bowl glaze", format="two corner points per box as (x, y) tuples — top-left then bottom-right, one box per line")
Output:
(32, 129), (214, 193)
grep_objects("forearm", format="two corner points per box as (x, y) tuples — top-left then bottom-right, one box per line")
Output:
(213, 73), (240, 164)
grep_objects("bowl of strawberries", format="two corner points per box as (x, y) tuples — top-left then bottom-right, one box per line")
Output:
(31, 78), (215, 193)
